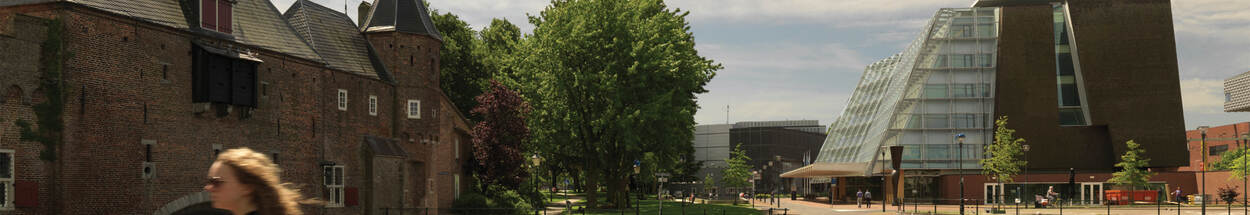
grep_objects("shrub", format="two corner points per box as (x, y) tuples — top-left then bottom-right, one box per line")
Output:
(1219, 185), (1240, 205)
(451, 191), (494, 214)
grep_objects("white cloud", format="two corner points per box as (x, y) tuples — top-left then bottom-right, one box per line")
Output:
(666, 0), (964, 28)
(1180, 78), (1226, 114)
(698, 42), (870, 72)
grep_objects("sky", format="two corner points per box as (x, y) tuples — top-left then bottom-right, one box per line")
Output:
(271, 0), (1250, 130)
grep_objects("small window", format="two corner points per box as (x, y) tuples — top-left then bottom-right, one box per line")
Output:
(1210, 145), (1230, 156)
(200, 0), (233, 33)
(0, 149), (12, 209)
(368, 95), (378, 116)
(270, 152), (279, 165)
(324, 165), (345, 207)
(337, 89), (348, 111)
(407, 100), (421, 119)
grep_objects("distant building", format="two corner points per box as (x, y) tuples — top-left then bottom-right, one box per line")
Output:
(1225, 71), (1250, 112)
(693, 120), (824, 197)
(787, 0), (1188, 206)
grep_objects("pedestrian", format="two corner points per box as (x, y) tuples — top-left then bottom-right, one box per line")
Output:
(1174, 188), (1183, 203)
(205, 147), (313, 215)
(856, 190), (864, 208)
(865, 190), (872, 208)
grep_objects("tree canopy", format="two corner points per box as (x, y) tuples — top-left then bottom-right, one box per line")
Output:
(470, 81), (531, 188)
(981, 116), (1026, 183)
(514, 0), (719, 208)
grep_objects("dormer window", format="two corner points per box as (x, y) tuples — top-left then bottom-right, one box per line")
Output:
(201, 0), (234, 33)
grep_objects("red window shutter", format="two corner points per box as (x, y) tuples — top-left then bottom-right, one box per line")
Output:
(345, 187), (359, 206)
(14, 180), (38, 207)
(217, 0), (232, 33)
(200, 0), (216, 30)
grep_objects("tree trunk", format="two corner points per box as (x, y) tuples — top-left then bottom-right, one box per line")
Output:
(586, 167), (599, 208)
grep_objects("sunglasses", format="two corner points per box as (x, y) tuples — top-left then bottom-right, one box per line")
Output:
(206, 177), (226, 187)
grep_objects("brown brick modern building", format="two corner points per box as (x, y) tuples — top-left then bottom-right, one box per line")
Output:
(0, 0), (472, 214)
(786, 0), (1189, 206)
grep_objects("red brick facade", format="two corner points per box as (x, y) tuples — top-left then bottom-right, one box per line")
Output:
(0, 2), (471, 215)
(1183, 122), (1250, 172)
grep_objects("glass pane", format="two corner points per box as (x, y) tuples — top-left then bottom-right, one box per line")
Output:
(333, 188), (340, 203)
(977, 23), (996, 37)
(924, 114), (949, 129)
(334, 167), (343, 185)
(907, 115), (923, 128)
(903, 146), (922, 159)
(977, 17), (995, 23)
(952, 114), (975, 128)
(1059, 108), (1086, 125)
(324, 167), (333, 185)
(0, 153), (9, 179)
(925, 84), (948, 98)
(952, 84), (975, 98)
(926, 145), (950, 160)
(977, 54), (994, 67)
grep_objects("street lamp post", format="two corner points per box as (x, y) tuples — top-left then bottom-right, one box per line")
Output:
(1023, 144), (1030, 208)
(1243, 133), (1249, 215)
(957, 133), (967, 215)
(1200, 126), (1209, 215)
(531, 154), (542, 212)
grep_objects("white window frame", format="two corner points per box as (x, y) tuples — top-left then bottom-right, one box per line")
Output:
(324, 165), (345, 207)
(454, 174), (461, 199)
(407, 99), (421, 119)
(368, 95), (378, 116)
(337, 89), (348, 111)
(0, 149), (13, 210)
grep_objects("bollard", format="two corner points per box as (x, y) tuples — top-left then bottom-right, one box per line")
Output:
(424, 208), (429, 215)
(1107, 201), (1110, 215)
(384, 208), (389, 215)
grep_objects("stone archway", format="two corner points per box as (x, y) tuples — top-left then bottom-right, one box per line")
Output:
(153, 191), (228, 215)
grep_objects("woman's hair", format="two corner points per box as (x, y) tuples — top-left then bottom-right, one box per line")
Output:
(216, 147), (311, 215)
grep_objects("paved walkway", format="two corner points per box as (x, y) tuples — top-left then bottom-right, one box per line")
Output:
(751, 198), (1250, 215)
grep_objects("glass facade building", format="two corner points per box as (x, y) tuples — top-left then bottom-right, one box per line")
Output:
(814, 7), (999, 173)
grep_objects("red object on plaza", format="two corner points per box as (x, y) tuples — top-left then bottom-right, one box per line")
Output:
(1103, 190), (1159, 205)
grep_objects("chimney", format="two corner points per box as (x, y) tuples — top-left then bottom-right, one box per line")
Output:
(358, 1), (372, 28)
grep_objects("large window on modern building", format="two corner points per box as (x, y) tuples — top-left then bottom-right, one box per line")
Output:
(976, 24), (996, 37)
(200, 0), (233, 33)
(925, 144), (950, 160)
(324, 165), (344, 207)
(924, 114), (949, 129)
(925, 84), (948, 98)
(1054, 4), (1089, 126)
(0, 150), (10, 209)
(952, 84), (976, 98)
(902, 145), (922, 159)
(952, 54), (974, 68)
(952, 114), (977, 128)
(950, 25), (973, 38)
(191, 45), (256, 107)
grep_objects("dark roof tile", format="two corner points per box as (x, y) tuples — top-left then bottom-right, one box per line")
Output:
(361, 0), (441, 41)
(284, 0), (386, 79)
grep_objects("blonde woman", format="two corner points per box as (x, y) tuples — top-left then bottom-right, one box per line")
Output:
(204, 147), (310, 215)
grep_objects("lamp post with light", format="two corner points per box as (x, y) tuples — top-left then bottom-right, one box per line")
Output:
(1243, 133), (1249, 215)
(1023, 144), (1029, 208)
(1200, 125), (1209, 215)
(633, 160), (640, 215)
(957, 133), (967, 215)
(531, 154), (542, 209)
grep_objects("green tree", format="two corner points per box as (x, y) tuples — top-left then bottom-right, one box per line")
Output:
(1210, 148), (1245, 171)
(515, 0), (719, 208)
(1107, 140), (1156, 204)
(430, 8), (488, 122)
(980, 116), (1026, 209)
(721, 144), (752, 205)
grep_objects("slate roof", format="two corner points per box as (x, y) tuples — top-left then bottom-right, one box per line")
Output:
(8, 0), (326, 64)
(361, 0), (442, 41)
(283, 0), (388, 80)
(364, 135), (406, 157)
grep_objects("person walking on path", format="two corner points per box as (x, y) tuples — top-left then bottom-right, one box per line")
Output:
(857, 190), (864, 208)
(864, 190), (872, 208)
(1174, 188), (1184, 204)
(205, 147), (314, 215)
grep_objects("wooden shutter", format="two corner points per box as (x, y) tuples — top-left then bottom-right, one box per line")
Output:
(345, 187), (359, 206)
(217, 0), (232, 33)
(14, 180), (37, 207)
(191, 47), (209, 102)
(231, 60), (255, 107)
(200, 0), (216, 30)
(207, 54), (232, 103)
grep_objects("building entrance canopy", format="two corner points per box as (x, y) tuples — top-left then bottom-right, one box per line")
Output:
(780, 162), (877, 178)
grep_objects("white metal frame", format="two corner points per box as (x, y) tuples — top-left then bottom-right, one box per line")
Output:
(985, 183), (1003, 204)
(1079, 182), (1103, 205)
(407, 99), (421, 119)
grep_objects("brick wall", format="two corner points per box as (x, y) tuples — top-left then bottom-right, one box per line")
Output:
(0, 6), (53, 215)
(0, 2), (470, 214)
(1183, 122), (1250, 172)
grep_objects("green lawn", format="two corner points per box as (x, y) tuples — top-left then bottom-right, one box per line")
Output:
(564, 199), (761, 215)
